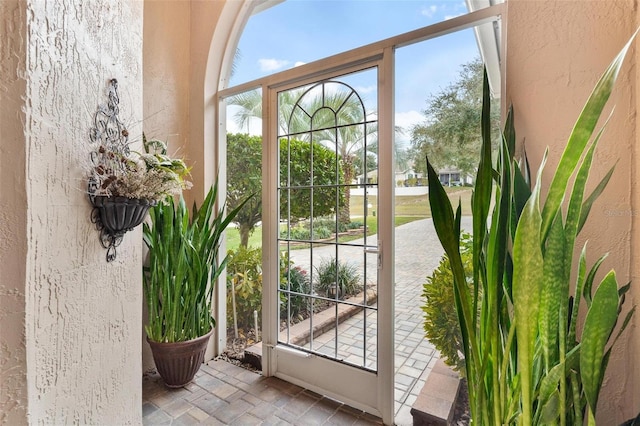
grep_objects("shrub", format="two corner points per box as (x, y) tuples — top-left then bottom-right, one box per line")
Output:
(314, 257), (361, 299)
(404, 177), (418, 187)
(422, 232), (474, 374)
(227, 248), (314, 329)
(280, 220), (333, 240)
(313, 216), (351, 233)
(280, 261), (311, 320)
(312, 225), (332, 239)
(283, 226), (310, 240)
(311, 216), (336, 229)
(347, 220), (363, 230)
(226, 246), (263, 330)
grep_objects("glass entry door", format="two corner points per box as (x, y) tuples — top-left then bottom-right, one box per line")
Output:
(262, 57), (394, 423)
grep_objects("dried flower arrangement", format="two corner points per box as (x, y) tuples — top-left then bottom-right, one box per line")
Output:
(87, 78), (193, 261)
(89, 134), (192, 204)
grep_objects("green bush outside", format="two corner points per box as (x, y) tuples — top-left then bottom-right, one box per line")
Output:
(279, 217), (365, 241)
(227, 247), (317, 331)
(422, 232), (474, 375)
(280, 254), (311, 321)
(314, 256), (361, 299)
(226, 246), (263, 330)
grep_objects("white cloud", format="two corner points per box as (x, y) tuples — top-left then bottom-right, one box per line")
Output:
(420, 5), (438, 18)
(294, 61), (306, 67)
(444, 13), (464, 20)
(258, 58), (290, 72)
(395, 110), (424, 129)
(395, 110), (424, 146)
(355, 84), (376, 95)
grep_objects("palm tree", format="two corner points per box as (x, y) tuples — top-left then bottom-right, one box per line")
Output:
(228, 82), (377, 225)
(226, 89), (262, 133)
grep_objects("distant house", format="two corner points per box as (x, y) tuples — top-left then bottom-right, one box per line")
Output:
(395, 169), (420, 182)
(356, 169), (378, 185)
(438, 167), (473, 187)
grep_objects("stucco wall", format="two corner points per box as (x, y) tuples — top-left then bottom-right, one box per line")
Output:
(142, 0), (237, 362)
(0, 0), (29, 423)
(505, 0), (638, 421)
(142, 0), (193, 373)
(634, 2), (640, 416)
(0, 0), (144, 423)
(194, 0), (255, 359)
(143, 1), (191, 148)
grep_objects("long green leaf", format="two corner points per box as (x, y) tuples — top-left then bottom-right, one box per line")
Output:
(580, 271), (620, 414)
(568, 244), (588, 347)
(583, 253), (608, 308)
(540, 30), (637, 239)
(540, 212), (565, 370)
(512, 153), (545, 424)
(427, 155), (484, 424)
(426, 157), (475, 367)
(538, 346), (579, 410)
(564, 139), (597, 261)
(503, 104), (516, 159)
(539, 390), (560, 424)
(473, 70), (493, 287)
(571, 369), (584, 425)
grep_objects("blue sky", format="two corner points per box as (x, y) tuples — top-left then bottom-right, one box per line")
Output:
(228, 0), (482, 146)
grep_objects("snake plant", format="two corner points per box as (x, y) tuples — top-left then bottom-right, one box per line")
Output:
(143, 180), (250, 343)
(426, 32), (636, 425)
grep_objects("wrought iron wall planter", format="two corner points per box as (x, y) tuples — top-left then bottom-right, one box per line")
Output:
(87, 78), (151, 262)
(90, 196), (155, 262)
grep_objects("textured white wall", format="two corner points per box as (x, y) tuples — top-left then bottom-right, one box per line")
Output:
(0, 0), (143, 423)
(505, 0), (638, 422)
(142, 0), (192, 373)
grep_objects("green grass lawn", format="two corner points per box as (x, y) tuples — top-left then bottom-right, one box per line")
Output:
(350, 188), (473, 217)
(225, 189), (473, 251)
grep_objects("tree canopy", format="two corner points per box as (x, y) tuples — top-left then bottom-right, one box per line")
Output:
(227, 133), (344, 247)
(410, 57), (500, 178)
(280, 138), (345, 223)
(226, 133), (263, 248)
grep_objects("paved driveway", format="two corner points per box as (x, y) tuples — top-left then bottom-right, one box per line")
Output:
(288, 216), (473, 425)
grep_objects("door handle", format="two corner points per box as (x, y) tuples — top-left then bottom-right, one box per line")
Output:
(364, 246), (381, 268)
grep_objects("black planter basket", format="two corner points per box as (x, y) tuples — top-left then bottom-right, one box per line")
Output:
(90, 195), (155, 262)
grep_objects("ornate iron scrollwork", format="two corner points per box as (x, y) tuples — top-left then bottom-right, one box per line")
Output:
(87, 79), (151, 262)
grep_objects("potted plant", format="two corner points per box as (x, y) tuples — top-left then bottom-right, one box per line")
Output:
(88, 137), (191, 261)
(143, 178), (249, 388)
(425, 33), (636, 425)
(87, 79), (192, 262)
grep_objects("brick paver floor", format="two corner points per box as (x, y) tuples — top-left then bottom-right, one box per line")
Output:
(143, 359), (383, 425)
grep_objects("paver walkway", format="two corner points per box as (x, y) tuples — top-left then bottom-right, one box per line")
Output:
(392, 216), (471, 424)
(287, 216), (473, 426)
(142, 216), (473, 425)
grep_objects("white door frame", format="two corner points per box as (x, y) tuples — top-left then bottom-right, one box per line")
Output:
(259, 53), (395, 423)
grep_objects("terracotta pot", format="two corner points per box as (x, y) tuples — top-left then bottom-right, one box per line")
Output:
(147, 329), (213, 388)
